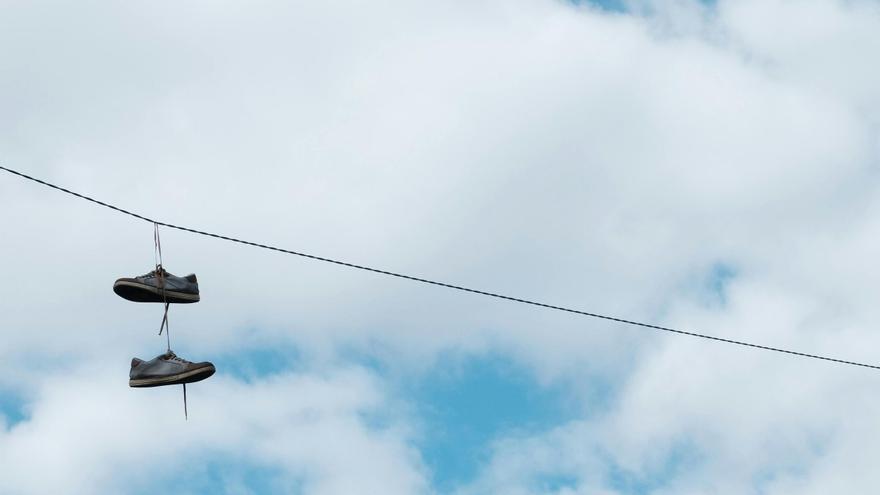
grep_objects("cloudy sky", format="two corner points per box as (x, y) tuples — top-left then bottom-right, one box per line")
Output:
(2, 0), (880, 493)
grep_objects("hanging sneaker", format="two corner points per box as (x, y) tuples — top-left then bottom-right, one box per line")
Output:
(113, 268), (200, 304)
(129, 350), (215, 388)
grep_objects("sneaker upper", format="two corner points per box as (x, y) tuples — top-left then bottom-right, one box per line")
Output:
(130, 350), (212, 380)
(119, 268), (199, 294)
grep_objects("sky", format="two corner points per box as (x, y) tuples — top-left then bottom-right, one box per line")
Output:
(1, 0), (880, 493)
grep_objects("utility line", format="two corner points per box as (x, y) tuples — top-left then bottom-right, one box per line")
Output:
(2, 164), (877, 371)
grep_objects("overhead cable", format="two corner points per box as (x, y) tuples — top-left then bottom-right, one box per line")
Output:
(2, 164), (877, 371)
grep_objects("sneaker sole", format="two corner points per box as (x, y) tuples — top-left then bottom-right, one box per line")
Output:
(129, 365), (216, 388)
(113, 280), (200, 304)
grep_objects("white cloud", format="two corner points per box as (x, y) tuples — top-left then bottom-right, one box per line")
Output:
(2, 0), (880, 493)
(0, 364), (427, 494)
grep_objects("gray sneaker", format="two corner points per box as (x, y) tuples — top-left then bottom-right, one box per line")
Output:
(113, 268), (200, 304)
(129, 351), (215, 388)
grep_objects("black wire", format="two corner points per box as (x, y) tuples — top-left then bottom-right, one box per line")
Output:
(2, 164), (878, 371)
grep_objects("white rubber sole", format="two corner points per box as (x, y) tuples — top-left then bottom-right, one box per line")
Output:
(129, 366), (215, 387)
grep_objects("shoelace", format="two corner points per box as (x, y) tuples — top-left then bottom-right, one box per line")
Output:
(138, 267), (169, 279)
(152, 262), (171, 351)
(164, 350), (190, 419)
(164, 351), (192, 364)
(153, 224), (188, 419)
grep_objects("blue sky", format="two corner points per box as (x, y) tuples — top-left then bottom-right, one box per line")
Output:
(0, 390), (27, 429)
(405, 352), (578, 491)
(139, 351), (585, 493)
(177, 345), (587, 492)
(577, 0), (628, 12)
(168, 261), (736, 494)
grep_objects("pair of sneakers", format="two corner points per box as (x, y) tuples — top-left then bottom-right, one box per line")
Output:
(114, 268), (215, 388)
